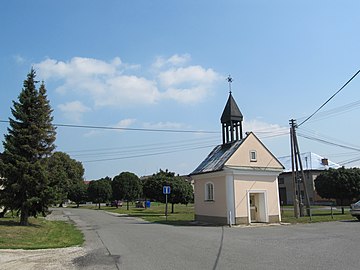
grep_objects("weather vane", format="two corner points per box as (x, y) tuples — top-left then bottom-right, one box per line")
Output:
(227, 75), (233, 94)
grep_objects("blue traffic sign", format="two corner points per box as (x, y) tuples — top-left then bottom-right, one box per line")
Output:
(163, 186), (171, 194)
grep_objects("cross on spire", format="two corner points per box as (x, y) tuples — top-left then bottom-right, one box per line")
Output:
(227, 75), (233, 94)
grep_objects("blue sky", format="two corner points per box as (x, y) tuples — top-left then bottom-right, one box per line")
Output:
(1, 1), (360, 180)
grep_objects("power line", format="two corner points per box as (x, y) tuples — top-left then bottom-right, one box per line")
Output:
(0, 119), (219, 134)
(57, 123), (221, 134)
(70, 138), (219, 158)
(298, 132), (360, 152)
(298, 69), (360, 127)
(299, 127), (360, 150)
(297, 99), (360, 124)
(82, 144), (214, 163)
(65, 136), (218, 154)
(338, 156), (360, 166)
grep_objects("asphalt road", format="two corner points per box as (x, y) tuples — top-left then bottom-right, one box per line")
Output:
(63, 208), (360, 270)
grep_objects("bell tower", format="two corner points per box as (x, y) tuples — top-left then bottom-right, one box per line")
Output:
(221, 76), (243, 144)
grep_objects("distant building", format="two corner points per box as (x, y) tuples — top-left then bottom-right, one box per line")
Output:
(190, 84), (284, 225)
(277, 152), (341, 205)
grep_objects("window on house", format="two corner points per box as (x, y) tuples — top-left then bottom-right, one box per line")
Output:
(250, 150), (257, 162)
(205, 182), (214, 201)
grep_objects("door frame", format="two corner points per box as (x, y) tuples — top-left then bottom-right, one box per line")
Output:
(247, 190), (268, 224)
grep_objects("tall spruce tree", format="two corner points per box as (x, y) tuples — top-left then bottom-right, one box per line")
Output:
(1, 69), (56, 225)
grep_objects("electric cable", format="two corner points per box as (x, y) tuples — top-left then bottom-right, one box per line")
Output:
(298, 69), (360, 127)
(0, 120), (219, 134)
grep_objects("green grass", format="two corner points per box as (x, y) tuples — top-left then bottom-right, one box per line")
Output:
(0, 217), (84, 249)
(81, 202), (358, 225)
(281, 207), (356, 224)
(80, 202), (195, 226)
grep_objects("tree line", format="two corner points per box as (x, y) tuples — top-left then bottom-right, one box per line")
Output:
(86, 169), (194, 213)
(0, 69), (193, 225)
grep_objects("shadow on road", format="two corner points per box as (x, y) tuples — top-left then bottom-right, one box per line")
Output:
(213, 226), (224, 270)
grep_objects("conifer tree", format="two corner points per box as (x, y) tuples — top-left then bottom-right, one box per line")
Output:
(1, 69), (56, 225)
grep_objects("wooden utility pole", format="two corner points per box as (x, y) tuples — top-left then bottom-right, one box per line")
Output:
(289, 119), (311, 218)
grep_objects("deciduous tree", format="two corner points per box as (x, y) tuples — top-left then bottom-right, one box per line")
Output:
(315, 167), (360, 213)
(68, 181), (88, 207)
(112, 171), (142, 210)
(143, 169), (193, 213)
(45, 151), (85, 206)
(87, 177), (112, 209)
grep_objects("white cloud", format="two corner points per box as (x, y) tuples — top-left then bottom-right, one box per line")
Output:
(243, 119), (288, 138)
(35, 57), (121, 80)
(34, 57), (160, 107)
(152, 54), (191, 69)
(115, 118), (136, 128)
(101, 75), (160, 106)
(162, 87), (210, 104)
(58, 101), (91, 122)
(143, 121), (186, 129)
(34, 54), (223, 108)
(157, 64), (223, 104)
(14, 54), (26, 64)
(83, 118), (136, 137)
(158, 65), (221, 88)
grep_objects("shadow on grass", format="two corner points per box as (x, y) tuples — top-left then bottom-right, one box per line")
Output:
(0, 219), (41, 227)
(128, 214), (164, 217)
(153, 220), (219, 227)
(311, 212), (346, 217)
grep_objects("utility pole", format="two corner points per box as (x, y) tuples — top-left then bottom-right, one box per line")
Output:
(289, 119), (312, 218)
(290, 119), (300, 218)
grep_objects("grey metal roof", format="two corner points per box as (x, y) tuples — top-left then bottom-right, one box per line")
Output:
(277, 152), (341, 173)
(221, 93), (243, 123)
(190, 140), (244, 175)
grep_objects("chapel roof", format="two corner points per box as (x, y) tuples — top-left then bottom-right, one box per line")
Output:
(220, 92), (243, 123)
(190, 139), (244, 175)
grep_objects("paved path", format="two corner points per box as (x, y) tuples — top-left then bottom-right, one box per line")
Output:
(62, 208), (360, 270)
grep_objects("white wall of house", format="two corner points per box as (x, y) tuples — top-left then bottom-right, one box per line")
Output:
(232, 172), (281, 223)
(194, 172), (228, 219)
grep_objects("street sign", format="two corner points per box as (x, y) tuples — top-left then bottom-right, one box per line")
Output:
(163, 186), (171, 221)
(163, 186), (171, 194)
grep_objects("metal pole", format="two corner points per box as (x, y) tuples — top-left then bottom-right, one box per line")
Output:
(165, 193), (168, 221)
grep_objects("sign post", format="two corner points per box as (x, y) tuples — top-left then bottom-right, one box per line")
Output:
(163, 186), (171, 221)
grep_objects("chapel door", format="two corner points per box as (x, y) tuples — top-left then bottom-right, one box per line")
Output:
(250, 194), (257, 222)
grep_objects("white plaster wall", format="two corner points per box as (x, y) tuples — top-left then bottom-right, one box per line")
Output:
(233, 174), (280, 219)
(194, 174), (227, 218)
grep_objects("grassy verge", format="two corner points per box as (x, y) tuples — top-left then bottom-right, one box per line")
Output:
(281, 207), (355, 224)
(0, 216), (84, 249)
(80, 202), (195, 226)
(80, 202), (358, 225)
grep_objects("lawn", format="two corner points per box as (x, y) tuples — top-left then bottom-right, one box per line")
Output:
(0, 216), (84, 249)
(81, 202), (358, 225)
(82, 202), (195, 225)
(281, 207), (356, 224)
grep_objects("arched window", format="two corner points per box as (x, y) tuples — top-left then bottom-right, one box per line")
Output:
(205, 182), (214, 201)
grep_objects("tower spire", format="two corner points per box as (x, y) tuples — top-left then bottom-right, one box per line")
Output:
(221, 76), (243, 144)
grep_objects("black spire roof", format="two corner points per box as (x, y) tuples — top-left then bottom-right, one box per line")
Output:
(220, 92), (243, 123)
